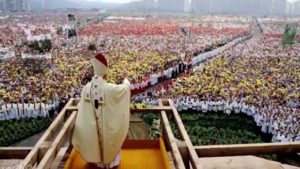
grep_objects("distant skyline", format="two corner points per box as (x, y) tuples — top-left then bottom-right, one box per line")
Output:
(79, 0), (298, 3)
(81, 0), (142, 4)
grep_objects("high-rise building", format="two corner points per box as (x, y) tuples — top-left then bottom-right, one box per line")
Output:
(0, 0), (6, 11)
(184, 0), (191, 13)
(191, 0), (287, 16)
(293, 0), (300, 15)
(191, 0), (211, 14)
(157, 0), (184, 12)
(141, 0), (155, 9)
(271, 0), (287, 16)
(2, 0), (31, 12)
(44, 0), (53, 10)
(24, 0), (31, 11)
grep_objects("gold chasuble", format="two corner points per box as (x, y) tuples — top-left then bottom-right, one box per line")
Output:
(72, 76), (131, 164)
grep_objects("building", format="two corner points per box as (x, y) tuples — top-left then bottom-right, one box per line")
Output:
(184, 0), (191, 12)
(157, 0), (184, 12)
(271, 0), (287, 16)
(292, 0), (300, 15)
(0, 0), (6, 11)
(0, 0), (31, 12)
(141, 0), (155, 9)
(191, 0), (287, 16)
(44, 0), (53, 10)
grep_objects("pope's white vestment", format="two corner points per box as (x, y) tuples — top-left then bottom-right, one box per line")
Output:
(72, 76), (131, 164)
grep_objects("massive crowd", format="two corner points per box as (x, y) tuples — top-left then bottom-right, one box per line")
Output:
(0, 13), (299, 143)
(0, 14), (249, 120)
(134, 34), (300, 142)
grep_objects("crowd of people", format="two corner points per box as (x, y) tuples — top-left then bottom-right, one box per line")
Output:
(133, 34), (300, 142)
(80, 19), (249, 91)
(0, 15), (250, 121)
(1, 13), (299, 143)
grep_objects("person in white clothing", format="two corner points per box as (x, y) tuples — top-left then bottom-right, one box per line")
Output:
(241, 103), (248, 114)
(182, 99), (188, 111)
(72, 53), (131, 169)
(196, 99), (201, 111)
(27, 104), (34, 118)
(18, 103), (25, 119)
(33, 103), (39, 118)
(0, 103), (6, 120)
(11, 103), (19, 120)
(202, 101), (208, 113)
(212, 101), (218, 112)
(271, 132), (278, 142)
(0, 110), (4, 121)
(250, 105), (256, 116)
(224, 101), (232, 115)
(295, 133), (300, 141)
(177, 99), (183, 112)
(276, 132), (285, 142)
(207, 101), (212, 112)
(218, 100), (224, 112)
(188, 98), (193, 110)
(232, 100), (240, 114)
(281, 135), (291, 142)
(261, 120), (267, 133)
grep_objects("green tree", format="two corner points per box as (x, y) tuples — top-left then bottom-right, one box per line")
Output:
(56, 27), (63, 35)
(282, 24), (297, 46)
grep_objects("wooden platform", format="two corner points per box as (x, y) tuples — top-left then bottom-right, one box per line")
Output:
(2, 99), (300, 169)
(198, 156), (300, 169)
(64, 139), (171, 169)
(0, 160), (23, 168)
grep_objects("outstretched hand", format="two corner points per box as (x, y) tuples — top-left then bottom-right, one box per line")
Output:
(123, 69), (128, 79)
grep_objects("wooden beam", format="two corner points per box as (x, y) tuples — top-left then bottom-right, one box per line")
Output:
(194, 142), (300, 157)
(50, 147), (69, 169)
(71, 98), (79, 106)
(159, 99), (186, 169)
(0, 147), (32, 159)
(38, 142), (51, 163)
(168, 99), (203, 169)
(66, 106), (174, 113)
(65, 106), (78, 111)
(22, 99), (73, 168)
(37, 111), (77, 169)
(131, 106), (173, 113)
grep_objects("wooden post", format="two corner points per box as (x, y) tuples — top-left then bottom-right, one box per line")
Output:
(37, 111), (77, 169)
(22, 99), (73, 168)
(159, 99), (186, 169)
(177, 139), (190, 169)
(168, 99), (202, 169)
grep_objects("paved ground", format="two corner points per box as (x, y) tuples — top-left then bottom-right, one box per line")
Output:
(9, 130), (45, 147)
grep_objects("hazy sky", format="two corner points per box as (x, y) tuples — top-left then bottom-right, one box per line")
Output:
(83, 0), (297, 3)
(86, 0), (142, 4)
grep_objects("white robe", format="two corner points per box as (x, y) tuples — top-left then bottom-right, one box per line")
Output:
(72, 76), (130, 164)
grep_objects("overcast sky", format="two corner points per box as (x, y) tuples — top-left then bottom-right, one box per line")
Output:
(72, 0), (141, 3)
(82, 0), (297, 3)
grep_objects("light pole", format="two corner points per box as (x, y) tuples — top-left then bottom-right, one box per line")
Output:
(271, 0), (274, 16)
(209, 0), (212, 15)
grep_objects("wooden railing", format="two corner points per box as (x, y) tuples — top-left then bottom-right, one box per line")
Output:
(195, 142), (300, 157)
(20, 98), (201, 169)
(0, 147), (32, 159)
(1, 98), (300, 169)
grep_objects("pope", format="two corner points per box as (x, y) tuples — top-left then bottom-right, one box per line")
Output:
(72, 53), (131, 169)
